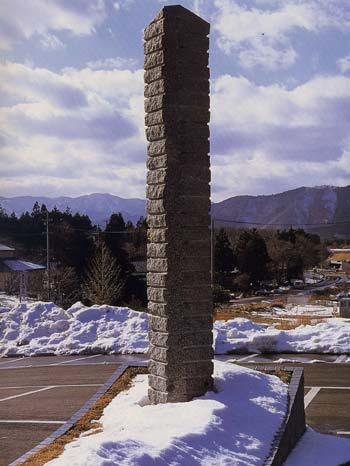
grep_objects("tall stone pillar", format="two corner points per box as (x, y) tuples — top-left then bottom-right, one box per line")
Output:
(144, 5), (213, 404)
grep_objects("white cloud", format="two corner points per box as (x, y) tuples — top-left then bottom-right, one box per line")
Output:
(2, 60), (349, 200)
(87, 57), (139, 70)
(113, 2), (121, 12)
(238, 40), (297, 70)
(213, 0), (350, 70)
(0, 0), (106, 50)
(211, 150), (350, 201)
(210, 73), (350, 199)
(338, 55), (350, 74)
(39, 32), (65, 50)
(0, 61), (146, 198)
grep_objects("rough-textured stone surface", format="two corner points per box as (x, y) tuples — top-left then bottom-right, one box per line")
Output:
(145, 5), (213, 404)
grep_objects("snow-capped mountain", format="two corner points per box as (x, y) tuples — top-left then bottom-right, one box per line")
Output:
(0, 193), (146, 226)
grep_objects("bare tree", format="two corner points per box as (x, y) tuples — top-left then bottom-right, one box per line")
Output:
(83, 240), (124, 305)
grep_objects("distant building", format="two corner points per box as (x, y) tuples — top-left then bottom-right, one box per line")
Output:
(0, 244), (16, 259)
(339, 298), (350, 318)
(0, 243), (45, 300)
(328, 249), (350, 271)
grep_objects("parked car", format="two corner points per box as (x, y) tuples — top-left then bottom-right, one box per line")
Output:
(278, 286), (291, 293)
(254, 289), (270, 296)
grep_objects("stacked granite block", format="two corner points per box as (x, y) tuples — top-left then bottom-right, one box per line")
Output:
(144, 5), (213, 404)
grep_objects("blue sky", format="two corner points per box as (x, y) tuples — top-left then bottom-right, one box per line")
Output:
(0, 0), (349, 201)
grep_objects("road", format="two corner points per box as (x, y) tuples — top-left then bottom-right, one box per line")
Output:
(0, 353), (349, 465)
(230, 275), (344, 306)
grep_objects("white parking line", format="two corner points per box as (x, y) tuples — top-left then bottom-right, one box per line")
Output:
(0, 384), (102, 390)
(0, 386), (54, 402)
(334, 355), (348, 363)
(336, 431), (350, 435)
(305, 386), (350, 390)
(49, 355), (100, 366)
(238, 353), (260, 362)
(0, 361), (117, 370)
(0, 419), (65, 425)
(0, 357), (29, 366)
(304, 387), (321, 408)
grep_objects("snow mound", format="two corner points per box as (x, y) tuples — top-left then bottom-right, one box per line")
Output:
(0, 301), (149, 356)
(45, 361), (288, 466)
(214, 317), (350, 354)
(1, 301), (350, 356)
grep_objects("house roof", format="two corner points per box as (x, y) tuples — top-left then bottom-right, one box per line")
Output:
(2, 260), (45, 272)
(0, 244), (15, 251)
(329, 252), (350, 263)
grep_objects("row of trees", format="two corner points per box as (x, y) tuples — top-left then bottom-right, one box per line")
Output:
(0, 203), (147, 308)
(1, 202), (330, 308)
(214, 227), (328, 292)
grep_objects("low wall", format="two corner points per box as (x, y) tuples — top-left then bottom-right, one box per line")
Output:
(264, 366), (306, 466)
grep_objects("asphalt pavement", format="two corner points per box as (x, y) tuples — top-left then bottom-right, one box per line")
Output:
(0, 355), (125, 466)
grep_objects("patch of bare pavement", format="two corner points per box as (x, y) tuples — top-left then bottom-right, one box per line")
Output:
(0, 353), (349, 465)
(0, 355), (127, 466)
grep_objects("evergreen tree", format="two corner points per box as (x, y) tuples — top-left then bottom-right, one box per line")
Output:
(214, 228), (236, 273)
(104, 212), (126, 252)
(236, 229), (270, 284)
(83, 240), (124, 305)
(286, 253), (304, 280)
(103, 212), (133, 276)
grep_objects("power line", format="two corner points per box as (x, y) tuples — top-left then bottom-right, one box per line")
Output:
(212, 218), (350, 227)
(1, 218), (349, 237)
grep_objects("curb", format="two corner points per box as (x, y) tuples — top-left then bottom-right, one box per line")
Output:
(262, 365), (306, 466)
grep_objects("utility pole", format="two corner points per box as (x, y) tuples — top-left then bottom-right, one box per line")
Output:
(211, 217), (215, 285)
(46, 210), (50, 300)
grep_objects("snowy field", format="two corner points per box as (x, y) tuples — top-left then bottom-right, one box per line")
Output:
(44, 361), (350, 466)
(1, 299), (350, 356)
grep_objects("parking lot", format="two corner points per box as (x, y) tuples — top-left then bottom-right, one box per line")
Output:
(0, 355), (128, 466)
(226, 353), (350, 438)
(0, 353), (349, 465)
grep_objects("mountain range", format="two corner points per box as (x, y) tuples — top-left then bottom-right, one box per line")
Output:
(212, 185), (350, 237)
(1, 185), (349, 237)
(0, 193), (145, 226)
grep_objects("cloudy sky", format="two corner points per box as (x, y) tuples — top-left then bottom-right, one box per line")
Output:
(0, 0), (349, 202)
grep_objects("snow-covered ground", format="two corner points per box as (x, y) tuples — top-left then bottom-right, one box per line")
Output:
(45, 361), (288, 466)
(1, 300), (350, 355)
(284, 428), (350, 466)
(273, 304), (337, 317)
